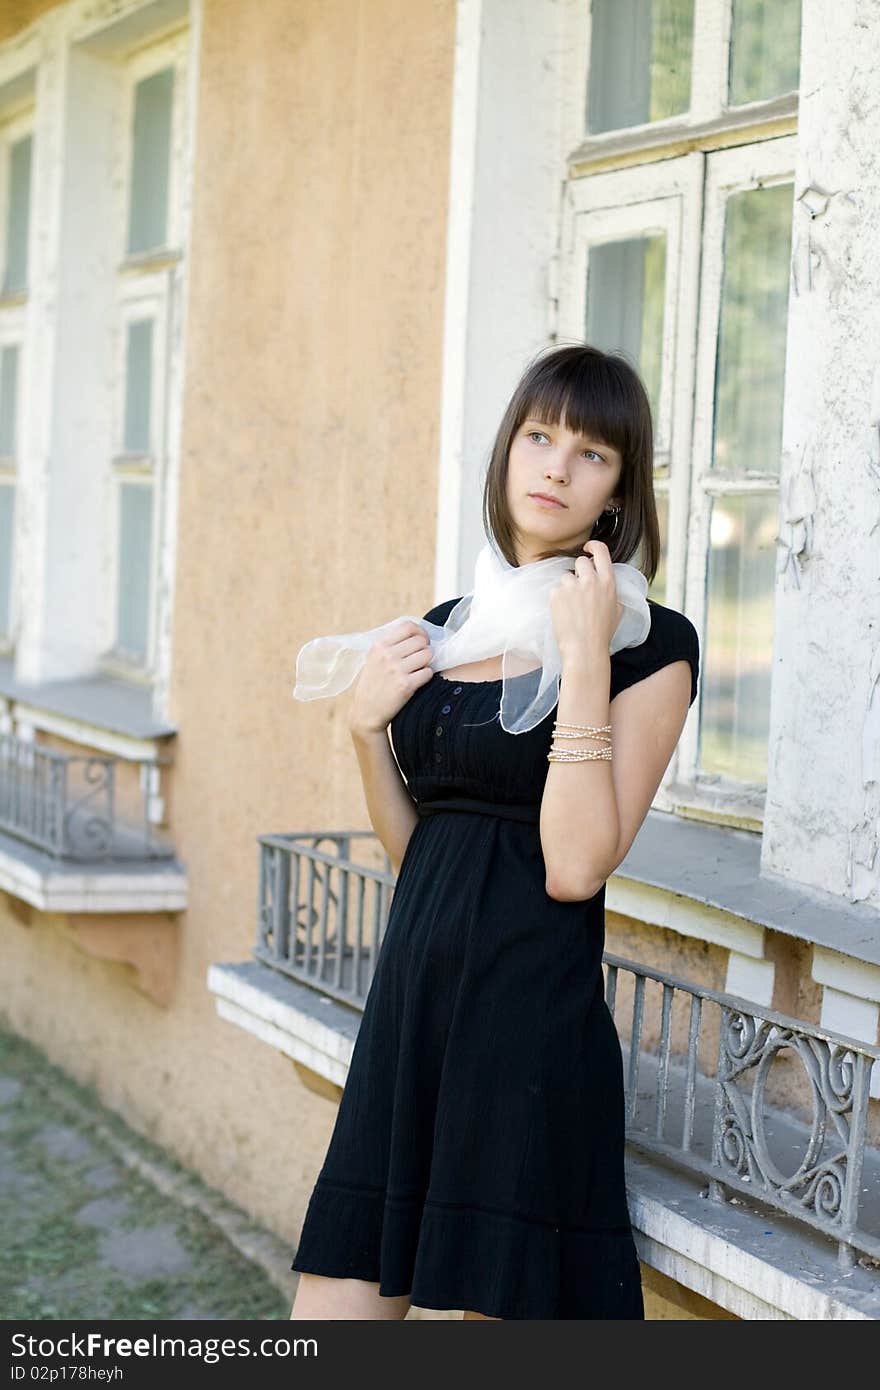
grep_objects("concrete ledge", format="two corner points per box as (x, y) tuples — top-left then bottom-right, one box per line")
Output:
(626, 1152), (880, 1321)
(0, 832), (188, 912)
(207, 959), (360, 1090)
(617, 810), (880, 971)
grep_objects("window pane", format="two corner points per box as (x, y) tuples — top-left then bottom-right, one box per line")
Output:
(0, 483), (13, 638)
(586, 233), (666, 429)
(3, 134), (32, 294)
(127, 67), (174, 254)
(0, 344), (18, 456)
(698, 493), (776, 784)
(712, 182), (793, 476)
(587, 0), (694, 134)
(116, 481), (152, 660)
(123, 319), (153, 454)
(729, 0), (802, 106)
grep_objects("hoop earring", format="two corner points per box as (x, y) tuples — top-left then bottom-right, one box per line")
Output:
(591, 505), (621, 540)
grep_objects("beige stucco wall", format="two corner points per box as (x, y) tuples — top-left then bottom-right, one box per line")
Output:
(0, 0), (64, 43)
(1, 0), (457, 1255)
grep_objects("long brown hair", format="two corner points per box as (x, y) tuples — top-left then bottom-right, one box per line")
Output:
(482, 343), (661, 583)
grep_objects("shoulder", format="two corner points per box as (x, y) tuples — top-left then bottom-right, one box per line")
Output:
(420, 596), (464, 626)
(610, 598), (700, 708)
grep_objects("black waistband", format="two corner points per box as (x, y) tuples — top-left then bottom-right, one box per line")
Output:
(416, 796), (540, 825)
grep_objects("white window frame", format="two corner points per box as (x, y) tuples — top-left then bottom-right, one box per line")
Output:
(677, 135), (797, 821)
(99, 28), (188, 678)
(0, 105), (33, 655)
(561, 0), (799, 171)
(554, 0), (799, 827)
(0, 108), (33, 302)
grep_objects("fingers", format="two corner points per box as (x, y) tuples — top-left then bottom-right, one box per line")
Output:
(578, 539), (613, 580)
(387, 626), (431, 657)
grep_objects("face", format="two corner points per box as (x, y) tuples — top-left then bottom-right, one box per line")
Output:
(505, 411), (624, 565)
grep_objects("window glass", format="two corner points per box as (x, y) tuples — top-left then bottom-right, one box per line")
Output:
(699, 492), (776, 782)
(116, 482), (152, 659)
(587, 0), (694, 134)
(0, 344), (18, 456)
(127, 67), (174, 254)
(729, 0), (802, 106)
(0, 483), (13, 638)
(3, 134), (32, 294)
(586, 233), (666, 433)
(123, 319), (153, 454)
(713, 182), (793, 476)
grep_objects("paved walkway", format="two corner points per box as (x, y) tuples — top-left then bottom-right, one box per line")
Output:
(0, 1022), (295, 1321)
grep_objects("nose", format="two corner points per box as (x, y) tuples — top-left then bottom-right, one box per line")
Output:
(544, 456), (569, 484)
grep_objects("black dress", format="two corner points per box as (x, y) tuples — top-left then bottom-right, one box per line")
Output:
(291, 595), (700, 1319)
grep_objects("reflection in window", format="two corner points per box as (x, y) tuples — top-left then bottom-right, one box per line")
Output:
(713, 182), (793, 476)
(729, 0), (802, 106)
(587, 0), (694, 134)
(127, 67), (174, 255)
(0, 344), (18, 456)
(586, 233), (666, 431)
(0, 483), (13, 639)
(2, 134), (32, 295)
(699, 493), (776, 783)
(123, 320), (153, 454)
(116, 481), (153, 661)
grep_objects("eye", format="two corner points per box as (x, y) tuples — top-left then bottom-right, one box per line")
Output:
(527, 430), (549, 444)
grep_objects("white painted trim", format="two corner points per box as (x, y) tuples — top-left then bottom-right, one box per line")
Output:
(433, 0), (481, 607)
(432, 0), (569, 597)
(818, 985), (880, 1100)
(101, 28), (189, 676)
(605, 873), (766, 958)
(813, 946), (880, 1005)
(7, 701), (167, 761)
(724, 950), (775, 1007)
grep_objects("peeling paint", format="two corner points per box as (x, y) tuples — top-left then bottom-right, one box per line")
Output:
(776, 442), (816, 589)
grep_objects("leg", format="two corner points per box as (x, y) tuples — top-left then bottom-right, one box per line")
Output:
(462, 1309), (502, 1320)
(290, 1272), (411, 1320)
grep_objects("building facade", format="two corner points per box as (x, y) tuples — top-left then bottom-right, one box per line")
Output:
(1, 0), (878, 1319)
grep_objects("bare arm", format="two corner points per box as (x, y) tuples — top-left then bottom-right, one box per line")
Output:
(540, 652), (691, 901)
(540, 653), (618, 901)
(345, 618), (435, 875)
(349, 725), (419, 876)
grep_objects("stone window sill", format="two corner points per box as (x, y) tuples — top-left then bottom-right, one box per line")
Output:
(0, 657), (176, 759)
(0, 828), (187, 913)
(614, 809), (880, 971)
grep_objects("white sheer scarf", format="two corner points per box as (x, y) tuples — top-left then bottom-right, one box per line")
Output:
(293, 537), (651, 734)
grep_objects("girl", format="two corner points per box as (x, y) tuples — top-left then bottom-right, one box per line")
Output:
(289, 343), (699, 1320)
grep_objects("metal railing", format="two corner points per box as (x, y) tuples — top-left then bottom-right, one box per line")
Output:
(256, 829), (880, 1268)
(254, 832), (394, 1007)
(0, 733), (174, 862)
(604, 953), (880, 1270)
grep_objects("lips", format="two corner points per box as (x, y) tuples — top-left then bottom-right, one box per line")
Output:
(529, 492), (566, 508)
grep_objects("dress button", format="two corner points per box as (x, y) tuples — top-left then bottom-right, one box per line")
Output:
(435, 725), (444, 737)
(453, 686), (463, 695)
(441, 704), (452, 714)
(434, 751), (443, 763)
